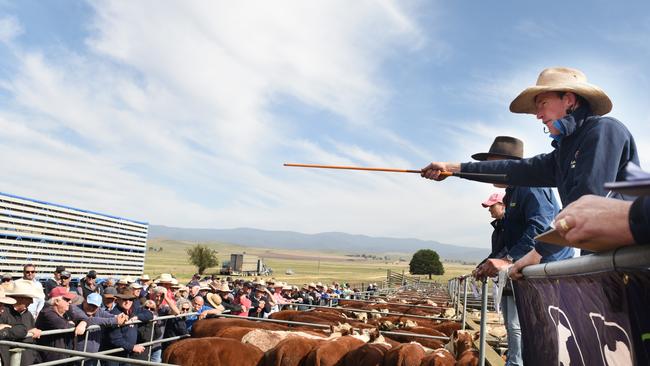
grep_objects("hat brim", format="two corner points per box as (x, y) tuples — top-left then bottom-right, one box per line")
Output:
(0, 297), (16, 305)
(510, 84), (612, 116)
(471, 152), (522, 161)
(6, 292), (39, 298)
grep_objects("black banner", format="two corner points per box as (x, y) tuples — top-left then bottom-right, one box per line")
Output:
(514, 270), (650, 365)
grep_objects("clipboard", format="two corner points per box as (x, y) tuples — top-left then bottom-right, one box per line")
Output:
(535, 228), (571, 246)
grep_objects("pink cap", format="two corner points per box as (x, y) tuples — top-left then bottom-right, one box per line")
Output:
(48, 287), (76, 300)
(481, 192), (505, 208)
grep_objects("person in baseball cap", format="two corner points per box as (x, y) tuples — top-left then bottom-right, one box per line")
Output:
(36, 287), (85, 363)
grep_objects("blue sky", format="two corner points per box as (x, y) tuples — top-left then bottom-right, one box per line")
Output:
(0, 1), (648, 249)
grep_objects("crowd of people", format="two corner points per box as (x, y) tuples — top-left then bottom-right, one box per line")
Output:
(422, 67), (649, 365)
(0, 264), (369, 365)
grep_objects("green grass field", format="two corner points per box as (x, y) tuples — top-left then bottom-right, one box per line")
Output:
(144, 238), (476, 286)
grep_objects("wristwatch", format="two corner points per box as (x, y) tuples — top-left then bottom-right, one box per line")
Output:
(506, 254), (514, 263)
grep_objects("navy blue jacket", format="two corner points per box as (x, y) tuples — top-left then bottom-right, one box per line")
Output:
(502, 186), (574, 262)
(461, 107), (639, 254)
(107, 306), (153, 356)
(489, 219), (506, 259)
(461, 106), (639, 206)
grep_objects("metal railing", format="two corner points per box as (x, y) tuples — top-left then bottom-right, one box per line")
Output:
(2, 311), (199, 366)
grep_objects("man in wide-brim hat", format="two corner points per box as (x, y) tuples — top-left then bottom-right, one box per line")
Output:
(2, 280), (43, 365)
(470, 136), (574, 366)
(421, 66), (639, 255)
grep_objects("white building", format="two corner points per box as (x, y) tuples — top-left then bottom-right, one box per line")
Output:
(0, 192), (148, 279)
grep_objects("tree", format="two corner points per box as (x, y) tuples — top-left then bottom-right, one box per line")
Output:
(409, 249), (444, 279)
(186, 244), (219, 275)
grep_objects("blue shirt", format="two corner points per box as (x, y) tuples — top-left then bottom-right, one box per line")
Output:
(502, 186), (574, 262)
(185, 305), (212, 331)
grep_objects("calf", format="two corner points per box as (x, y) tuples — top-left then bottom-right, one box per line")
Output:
(163, 337), (263, 366)
(383, 329), (444, 350)
(304, 335), (366, 366)
(192, 318), (289, 337)
(341, 342), (391, 366)
(264, 337), (325, 366)
(419, 348), (455, 366)
(242, 329), (325, 352)
(383, 342), (426, 366)
(448, 330), (479, 366)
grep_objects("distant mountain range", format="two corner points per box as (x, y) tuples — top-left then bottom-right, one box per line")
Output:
(148, 225), (488, 262)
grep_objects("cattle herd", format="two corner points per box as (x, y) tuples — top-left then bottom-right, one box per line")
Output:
(163, 288), (483, 366)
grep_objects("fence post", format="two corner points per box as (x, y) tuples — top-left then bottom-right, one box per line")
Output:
(454, 278), (461, 317)
(9, 347), (23, 366)
(478, 280), (488, 366)
(81, 326), (91, 366)
(461, 277), (468, 330)
(147, 318), (156, 361)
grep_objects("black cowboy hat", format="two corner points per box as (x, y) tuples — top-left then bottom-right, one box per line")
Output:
(471, 136), (523, 161)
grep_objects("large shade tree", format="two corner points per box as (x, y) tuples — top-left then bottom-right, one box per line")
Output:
(409, 249), (444, 279)
(186, 244), (219, 274)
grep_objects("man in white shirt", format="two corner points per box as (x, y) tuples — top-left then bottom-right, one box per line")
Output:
(22, 264), (45, 318)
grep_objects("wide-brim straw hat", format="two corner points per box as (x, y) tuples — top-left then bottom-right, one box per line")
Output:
(155, 273), (174, 284)
(472, 136), (524, 161)
(139, 274), (151, 281)
(6, 279), (43, 299)
(510, 67), (612, 116)
(0, 288), (16, 305)
(206, 293), (223, 308)
(198, 282), (211, 291)
(215, 283), (232, 292)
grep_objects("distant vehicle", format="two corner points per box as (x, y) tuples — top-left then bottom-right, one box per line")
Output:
(220, 254), (271, 276)
(285, 269), (294, 275)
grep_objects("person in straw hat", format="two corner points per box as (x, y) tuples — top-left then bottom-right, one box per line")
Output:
(469, 136), (574, 366)
(0, 287), (21, 366)
(421, 67), (640, 260)
(1, 279), (43, 365)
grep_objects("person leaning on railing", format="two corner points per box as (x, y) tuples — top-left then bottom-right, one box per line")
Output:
(34, 287), (88, 364)
(105, 293), (153, 366)
(132, 300), (163, 362)
(0, 288), (25, 366)
(69, 292), (128, 366)
(161, 298), (189, 354)
(421, 67), (640, 276)
(1, 279), (42, 366)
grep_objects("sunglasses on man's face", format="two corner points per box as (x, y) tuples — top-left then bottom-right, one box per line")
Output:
(24, 271), (35, 274)
(181, 307), (190, 311)
(145, 307), (155, 311)
(2, 278), (11, 282)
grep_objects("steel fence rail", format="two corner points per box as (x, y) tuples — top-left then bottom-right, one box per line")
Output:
(290, 303), (459, 322)
(34, 334), (191, 366)
(522, 244), (650, 278)
(378, 330), (449, 341)
(0, 340), (175, 366)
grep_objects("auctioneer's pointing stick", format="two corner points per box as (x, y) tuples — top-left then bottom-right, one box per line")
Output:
(283, 163), (508, 183)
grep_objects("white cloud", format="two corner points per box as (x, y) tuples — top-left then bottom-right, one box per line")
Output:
(2, 2), (498, 251)
(0, 15), (22, 44)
